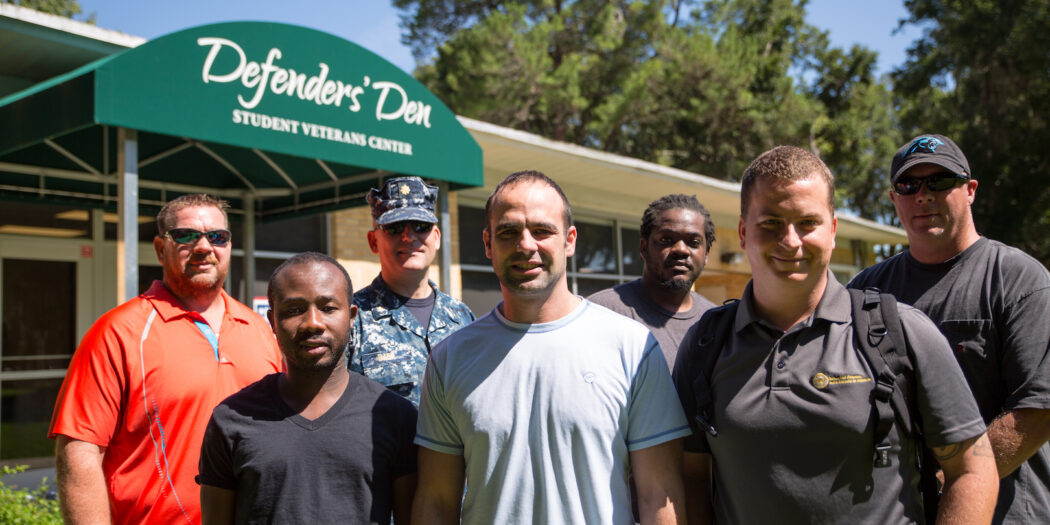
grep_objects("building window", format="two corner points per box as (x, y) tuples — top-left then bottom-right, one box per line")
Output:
(457, 204), (642, 313)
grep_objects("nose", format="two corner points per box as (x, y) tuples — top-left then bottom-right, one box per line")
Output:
(190, 235), (214, 253)
(302, 306), (325, 331)
(780, 224), (803, 249)
(517, 229), (538, 252)
(670, 239), (690, 254)
(913, 182), (935, 203)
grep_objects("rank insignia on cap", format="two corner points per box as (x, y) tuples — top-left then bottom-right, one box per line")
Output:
(400, 184), (411, 195)
(812, 372), (830, 390)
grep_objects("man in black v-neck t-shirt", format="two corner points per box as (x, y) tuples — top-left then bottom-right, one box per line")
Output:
(198, 252), (417, 524)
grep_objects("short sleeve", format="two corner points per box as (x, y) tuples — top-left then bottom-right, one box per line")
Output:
(999, 287), (1050, 411)
(902, 307), (987, 448)
(414, 350), (463, 454)
(48, 317), (129, 446)
(626, 335), (691, 451)
(196, 408), (237, 490)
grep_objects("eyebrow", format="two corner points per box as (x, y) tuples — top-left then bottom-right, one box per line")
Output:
(277, 294), (340, 305)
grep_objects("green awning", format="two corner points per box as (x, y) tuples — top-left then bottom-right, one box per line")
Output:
(0, 21), (483, 219)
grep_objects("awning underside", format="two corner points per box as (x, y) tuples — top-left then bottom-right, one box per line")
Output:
(0, 123), (434, 220)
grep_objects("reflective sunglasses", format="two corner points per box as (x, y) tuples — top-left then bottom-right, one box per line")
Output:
(379, 221), (434, 235)
(164, 228), (232, 246)
(893, 172), (970, 195)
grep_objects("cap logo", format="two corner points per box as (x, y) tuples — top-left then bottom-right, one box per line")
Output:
(904, 136), (944, 157)
(399, 184), (411, 195)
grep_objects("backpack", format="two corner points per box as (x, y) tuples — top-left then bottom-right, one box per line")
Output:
(683, 287), (939, 523)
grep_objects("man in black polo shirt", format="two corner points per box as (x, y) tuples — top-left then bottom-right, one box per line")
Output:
(675, 145), (998, 523)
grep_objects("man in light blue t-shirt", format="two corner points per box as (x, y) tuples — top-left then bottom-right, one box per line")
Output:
(412, 171), (691, 525)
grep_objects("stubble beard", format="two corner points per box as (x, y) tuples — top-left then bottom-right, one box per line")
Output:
(166, 265), (227, 300)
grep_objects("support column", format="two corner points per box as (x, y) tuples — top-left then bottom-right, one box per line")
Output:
(116, 128), (138, 303)
(437, 181), (452, 294)
(242, 193), (256, 304)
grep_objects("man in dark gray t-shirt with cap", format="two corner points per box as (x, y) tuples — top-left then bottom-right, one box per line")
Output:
(851, 133), (1050, 524)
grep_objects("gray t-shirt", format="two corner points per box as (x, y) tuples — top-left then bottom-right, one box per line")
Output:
(588, 279), (716, 371)
(197, 373), (418, 524)
(416, 299), (691, 525)
(851, 237), (1050, 524)
(674, 278), (986, 524)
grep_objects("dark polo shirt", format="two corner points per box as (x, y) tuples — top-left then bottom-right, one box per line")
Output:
(675, 275), (985, 524)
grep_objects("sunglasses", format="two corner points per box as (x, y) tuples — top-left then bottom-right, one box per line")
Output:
(379, 221), (434, 235)
(164, 228), (232, 246)
(893, 172), (970, 196)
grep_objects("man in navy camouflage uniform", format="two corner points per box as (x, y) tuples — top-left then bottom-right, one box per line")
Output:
(350, 177), (475, 406)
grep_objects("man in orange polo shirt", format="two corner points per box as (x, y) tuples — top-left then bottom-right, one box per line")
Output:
(49, 194), (283, 524)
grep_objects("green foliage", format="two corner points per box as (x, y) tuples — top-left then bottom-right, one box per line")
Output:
(808, 43), (901, 222)
(0, 466), (62, 525)
(894, 0), (1050, 265)
(396, 0), (901, 218)
(1, 0), (95, 22)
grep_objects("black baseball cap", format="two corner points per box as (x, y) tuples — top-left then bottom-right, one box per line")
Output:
(890, 134), (971, 183)
(367, 177), (439, 225)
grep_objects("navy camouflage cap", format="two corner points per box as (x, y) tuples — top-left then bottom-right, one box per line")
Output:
(367, 177), (439, 225)
(891, 134), (971, 183)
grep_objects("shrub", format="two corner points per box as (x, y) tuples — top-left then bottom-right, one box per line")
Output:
(0, 465), (61, 524)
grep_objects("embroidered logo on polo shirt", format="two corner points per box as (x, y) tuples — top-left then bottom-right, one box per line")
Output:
(812, 373), (871, 389)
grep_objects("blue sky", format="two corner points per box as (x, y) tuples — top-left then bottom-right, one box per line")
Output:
(79, 0), (924, 77)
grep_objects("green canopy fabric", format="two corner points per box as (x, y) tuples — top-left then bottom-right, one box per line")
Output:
(0, 21), (483, 219)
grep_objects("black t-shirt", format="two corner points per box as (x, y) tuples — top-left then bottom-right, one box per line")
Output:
(851, 237), (1050, 524)
(198, 373), (418, 524)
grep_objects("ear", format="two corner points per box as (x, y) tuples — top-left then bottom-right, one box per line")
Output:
(738, 218), (747, 250)
(831, 215), (838, 250)
(366, 229), (379, 255)
(266, 307), (276, 333)
(564, 225), (578, 258)
(639, 235), (648, 258)
(889, 189), (898, 204)
(153, 236), (165, 263)
(432, 225), (442, 251)
(965, 179), (978, 205)
(483, 228), (492, 259)
(348, 304), (359, 323)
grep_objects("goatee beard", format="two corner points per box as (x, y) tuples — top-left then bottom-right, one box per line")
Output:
(658, 277), (693, 291)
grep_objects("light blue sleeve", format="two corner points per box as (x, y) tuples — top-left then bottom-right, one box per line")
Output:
(626, 335), (692, 451)
(414, 345), (464, 454)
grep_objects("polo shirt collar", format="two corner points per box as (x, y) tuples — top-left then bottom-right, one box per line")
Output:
(734, 270), (851, 333)
(142, 280), (250, 325)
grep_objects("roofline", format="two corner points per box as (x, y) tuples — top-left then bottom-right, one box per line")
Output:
(0, 3), (145, 49)
(459, 116), (740, 194)
(458, 115), (907, 241)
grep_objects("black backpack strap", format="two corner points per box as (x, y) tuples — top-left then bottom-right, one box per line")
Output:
(688, 299), (739, 438)
(848, 288), (914, 468)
